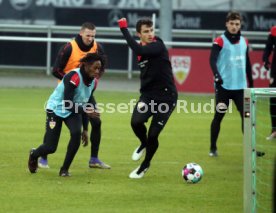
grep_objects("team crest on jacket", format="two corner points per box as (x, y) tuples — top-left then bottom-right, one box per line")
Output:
(49, 121), (56, 129)
(171, 56), (191, 85)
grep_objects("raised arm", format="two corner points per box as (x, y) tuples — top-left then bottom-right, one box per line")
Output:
(118, 18), (164, 56)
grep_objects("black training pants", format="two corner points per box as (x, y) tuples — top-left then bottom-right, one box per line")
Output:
(210, 84), (244, 151)
(33, 111), (82, 171)
(89, 96), (101, 158)
(131, 95), (177, 170)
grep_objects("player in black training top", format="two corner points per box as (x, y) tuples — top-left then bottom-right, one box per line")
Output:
(118, 17), (178, 179)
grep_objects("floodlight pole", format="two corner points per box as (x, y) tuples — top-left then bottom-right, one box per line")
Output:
(160, 0), (172, 44)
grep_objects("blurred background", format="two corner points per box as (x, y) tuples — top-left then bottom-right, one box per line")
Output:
(0, 0), (275, 92)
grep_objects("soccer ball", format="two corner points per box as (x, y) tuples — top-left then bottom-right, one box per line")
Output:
(182, 163), (203, 183)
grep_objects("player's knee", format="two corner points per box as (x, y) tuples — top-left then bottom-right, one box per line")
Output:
(131, 118), (143, 129)
(70, 129), (82, 140)
(149, 124), (162, 139)
(215, 102), (228, 114)
(148, 133), (158, 141)
(148, 129), (160, 142)
(90, 117), (101, 128)
(147, 135), (159, 149)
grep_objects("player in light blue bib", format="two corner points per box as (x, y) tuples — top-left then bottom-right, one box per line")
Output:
(28, 53), (104, 176)
(208, 11), (264, 157)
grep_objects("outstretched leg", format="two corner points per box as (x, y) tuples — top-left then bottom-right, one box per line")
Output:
(132, 99), (177, 177)
(131, 99), (152, 154)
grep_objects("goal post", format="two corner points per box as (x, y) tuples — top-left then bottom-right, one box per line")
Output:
(244, 88), (276, 213)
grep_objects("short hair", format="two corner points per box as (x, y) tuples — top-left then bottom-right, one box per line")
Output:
(136, 18), (153, 33)
(81, 22), (96, 31)
(226, 11), (242, 22)
(80, 53), (103, 65)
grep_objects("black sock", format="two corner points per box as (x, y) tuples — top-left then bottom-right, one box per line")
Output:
(137, 161), (150, 174)
(137, 144), (146, 153)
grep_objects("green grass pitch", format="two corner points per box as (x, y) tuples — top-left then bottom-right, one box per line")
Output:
(0, 88), (248, 213)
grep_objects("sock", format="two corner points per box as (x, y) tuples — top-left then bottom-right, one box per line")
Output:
(137, 144), (146, 153)
(137, 161), (150, 174)
(90, 157), (100, 163)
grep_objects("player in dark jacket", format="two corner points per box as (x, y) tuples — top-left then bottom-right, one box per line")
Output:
(118, 17), (178, 178)
(263, 25), (276, 140)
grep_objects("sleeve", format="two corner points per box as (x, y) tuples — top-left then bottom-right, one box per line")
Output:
(92, 78), (99, 94)
(120, 28), (164, 56)
(209, 38), (222, 77)
(82, 113), (89, 131)
(82, 80), (98, 130)
(88, 94), (97, 108)
(246, 47), (254, 88)
(97, 43), (107, 74)
(262, 33), (273, 63)
(52, 43), (72, 80)
(63, 71), (84, 113)
(87, 93), (97, 124)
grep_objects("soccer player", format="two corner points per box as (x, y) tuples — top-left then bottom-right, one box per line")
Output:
(117, 18), (178, 178)
(209, 11), (256, 157)
(262, 25), (276, 140)
(28, 53), (104, 176)
(39, 22), (110, 169)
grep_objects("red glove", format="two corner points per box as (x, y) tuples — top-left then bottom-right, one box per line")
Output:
(117, 18), (128, 28)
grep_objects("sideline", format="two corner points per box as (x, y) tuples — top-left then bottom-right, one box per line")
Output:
(0, 75), (140, 92)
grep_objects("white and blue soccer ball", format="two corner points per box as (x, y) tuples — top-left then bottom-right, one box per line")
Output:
(182, 163), (203, 183)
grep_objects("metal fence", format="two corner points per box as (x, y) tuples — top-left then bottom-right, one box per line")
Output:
(0, 24), (267, 78)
